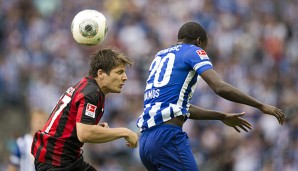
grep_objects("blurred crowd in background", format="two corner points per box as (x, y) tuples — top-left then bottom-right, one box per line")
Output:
(0, 0), (297, 171)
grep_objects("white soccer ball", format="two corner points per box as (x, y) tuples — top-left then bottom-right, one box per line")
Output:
(71, 9), (108, 45)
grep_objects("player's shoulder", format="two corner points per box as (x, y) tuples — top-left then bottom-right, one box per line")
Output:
(177, 44), (200, 55)
(78, 77), (97, 90)
(84, 80), (99, 93)
(73, 77), (101, 100)
(182, 45), (210, 61)
(184, 44), (203, 52)
(181, 44), (201, 55)
(82, 77), (104, 98)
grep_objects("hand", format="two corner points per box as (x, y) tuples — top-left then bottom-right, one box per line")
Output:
(99, 122), (109, 128)
(124, 129), (138, 148)
(258, 104), (285, 125)
(222, 112), (252, 133)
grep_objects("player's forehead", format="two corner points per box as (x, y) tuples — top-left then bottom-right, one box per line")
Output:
(111, 63), (126, 72)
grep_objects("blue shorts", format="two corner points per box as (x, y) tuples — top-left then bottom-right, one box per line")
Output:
(139, 124), (199, 171)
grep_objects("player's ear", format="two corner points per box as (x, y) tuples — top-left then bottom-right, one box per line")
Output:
(97, 69), (104, 78)
(197, 37), (207, 49)
(195, 37), (201, 46)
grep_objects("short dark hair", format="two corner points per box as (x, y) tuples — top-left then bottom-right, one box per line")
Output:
(177, 22), (207, 44)
(89, 48), (134, 77)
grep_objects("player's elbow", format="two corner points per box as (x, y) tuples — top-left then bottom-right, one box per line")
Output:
(212, 81), (231, 96)
(213, 87), (226, 95)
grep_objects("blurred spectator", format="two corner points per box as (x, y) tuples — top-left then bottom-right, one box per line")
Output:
(7, 110), (48, 171)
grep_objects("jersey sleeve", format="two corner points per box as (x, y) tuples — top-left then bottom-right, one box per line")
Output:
(182, 47), (213, 75)
(76, 88), (102, 125)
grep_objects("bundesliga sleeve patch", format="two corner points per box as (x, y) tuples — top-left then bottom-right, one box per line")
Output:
(85, 103), (97, 118)
(196, 50), (209, 60)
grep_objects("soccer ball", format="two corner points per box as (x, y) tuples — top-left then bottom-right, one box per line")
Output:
(71, 9), (108, 45)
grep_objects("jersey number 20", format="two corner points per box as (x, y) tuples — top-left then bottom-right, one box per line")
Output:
(145, 53), (175, 90)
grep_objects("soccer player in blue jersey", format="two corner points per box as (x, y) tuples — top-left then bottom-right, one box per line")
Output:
(136, 22), (285, 171)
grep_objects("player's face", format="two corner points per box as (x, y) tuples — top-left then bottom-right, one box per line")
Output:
(101, 63), (128, 94)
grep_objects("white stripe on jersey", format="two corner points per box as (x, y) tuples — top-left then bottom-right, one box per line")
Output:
(137, 103), (188, 131)
(170, 104), (184, 117)
(161, 105), (172, 122)
(136, 103), (151, 129)
(147, 103), (161, 128)
(177, 70), (196, 106)
(193, 61), (213, 71)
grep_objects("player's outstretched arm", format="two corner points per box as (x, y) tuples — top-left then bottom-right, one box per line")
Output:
(201, 69), (285, 125)
(76, 122), (138, 148)
(189, 104), (252, 132)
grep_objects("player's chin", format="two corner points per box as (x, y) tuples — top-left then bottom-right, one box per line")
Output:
(111, 88), (121, 93)
(110, 85), (124, 93)
(117, 85), (125, 93)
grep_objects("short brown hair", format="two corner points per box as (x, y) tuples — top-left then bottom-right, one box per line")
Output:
(89, 48), (134, 77)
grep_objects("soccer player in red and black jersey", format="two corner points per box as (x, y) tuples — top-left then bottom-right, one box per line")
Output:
(31, 49), (138, 171)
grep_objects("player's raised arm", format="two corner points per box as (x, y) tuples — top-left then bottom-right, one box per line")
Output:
(200, 69), (285, 125)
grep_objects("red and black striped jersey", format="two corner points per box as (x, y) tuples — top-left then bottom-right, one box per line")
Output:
(31, 77), (105, 166)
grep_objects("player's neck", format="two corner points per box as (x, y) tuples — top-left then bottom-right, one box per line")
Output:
(177, 40), (196, 45)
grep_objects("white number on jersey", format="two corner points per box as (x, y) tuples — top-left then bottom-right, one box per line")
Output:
(45, 94), (71, 133)
(146, 53), (175, 90)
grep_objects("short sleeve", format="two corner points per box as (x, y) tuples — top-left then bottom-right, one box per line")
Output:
(76, 89), (102, 125)
(182, 47), (213, 75)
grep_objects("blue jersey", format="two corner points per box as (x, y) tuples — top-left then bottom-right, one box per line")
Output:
(137, 44), (213, 131)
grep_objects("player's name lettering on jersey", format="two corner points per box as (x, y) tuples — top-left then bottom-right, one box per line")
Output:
(144, 89), (160, 101)
(156, 45), (182, 56)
